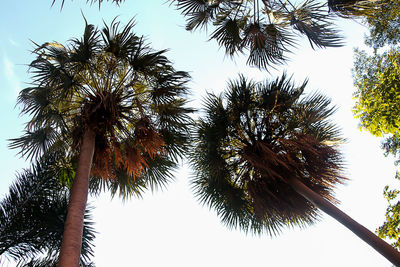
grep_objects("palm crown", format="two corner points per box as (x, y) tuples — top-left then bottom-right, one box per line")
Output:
(11, 18), (193, 195)
(171, 0), (380, 69)
(191, 74), (344, 234)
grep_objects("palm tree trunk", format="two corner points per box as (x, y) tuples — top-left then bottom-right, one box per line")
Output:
(286, 177), (400, 266)
(58, 129), (95, 267)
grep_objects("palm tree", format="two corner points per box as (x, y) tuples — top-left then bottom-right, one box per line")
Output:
(190, 74), (400, 266)
(170, 0), (379, 69)
(0, 155), (95, 266)
(10, 18), (193, 266)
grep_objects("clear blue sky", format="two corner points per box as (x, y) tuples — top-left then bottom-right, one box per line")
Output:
(0, 1), (398, 266)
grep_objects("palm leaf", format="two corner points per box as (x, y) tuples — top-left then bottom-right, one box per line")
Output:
(9, 127), (62, 160)
(173, 0), (208, 15)
(243, 23), (294, 68)
(70, 18), (101, 65)
(102, 18), (139, 59)
(210, 18), (243, 56)
(290, 0), (343, 49)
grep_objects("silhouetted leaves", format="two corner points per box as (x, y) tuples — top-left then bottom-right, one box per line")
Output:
(171, 0), (380, 69)
(190, 74), (345, 234)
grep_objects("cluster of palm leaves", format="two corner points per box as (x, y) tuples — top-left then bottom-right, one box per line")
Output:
(190, 74), (344, 234)
(0, 155), (95, 266)
(170, 0), (380, 69)
(11, 18), (193, 197)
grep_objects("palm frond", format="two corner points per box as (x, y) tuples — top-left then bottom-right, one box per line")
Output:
(173, 0), (208, 15)
(290, 0), (343, 49)
(102, 18), (139, 59)
(0, 156), (95, 264)
(129, 44), (169, 76)
(9, 127), (61, 160)
(70, 18), (101, 65)
(244, 23), (294, 68)
(210, 18), (243, 56)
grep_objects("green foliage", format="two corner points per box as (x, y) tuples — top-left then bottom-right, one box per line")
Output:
(377, 172), (400, 250)
(352, 0), (400, 251)
(0, 156), (96, 266)
(364, 0), (400, 48)
(352, 0), (400, 155)
(190, 73), (345, 235)
(352, 0), (400, 152)
(353, 48), (400, 137)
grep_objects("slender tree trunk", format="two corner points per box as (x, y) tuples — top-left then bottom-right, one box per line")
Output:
(58, 129), (95, 267)
(286, 177), (400, 267)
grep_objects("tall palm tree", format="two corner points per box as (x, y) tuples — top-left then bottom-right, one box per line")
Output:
(190, 74), (400, 266)
(170, 0), (379, 69)
(10, 18), (193, 266)
(0, 155), (95, 266)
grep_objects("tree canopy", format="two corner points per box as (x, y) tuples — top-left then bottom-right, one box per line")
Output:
(10, 18), (193, 198)
(0, 155), (96, 266)
(364, 0), (400, 48)
(170, 0), (379, 69)
(190, 73), (345, 234)
(352, 0), (400, 155)
(353, 48), (400, 137)
(377, 172), (400, 251)
(352, 0), (400, 251)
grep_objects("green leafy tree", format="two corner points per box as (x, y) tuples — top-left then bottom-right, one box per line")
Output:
(10, 18), (193, 266)
(169, 0), (378, 69)
(363, 0), (400, 48)
(352, 0), (400, 139)
(0, 155), (95, 266)
(352, 0), (400, 249)
(353, 48), (400, 137)
(190, 74), (400, 265)
(377, 172), (400, 250)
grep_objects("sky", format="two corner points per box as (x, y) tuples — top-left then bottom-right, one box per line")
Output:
(0, 1), (398, 266)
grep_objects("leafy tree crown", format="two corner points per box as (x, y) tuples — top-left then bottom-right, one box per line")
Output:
(190, 74), (345, 235)
(10, 18), (194, 198)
